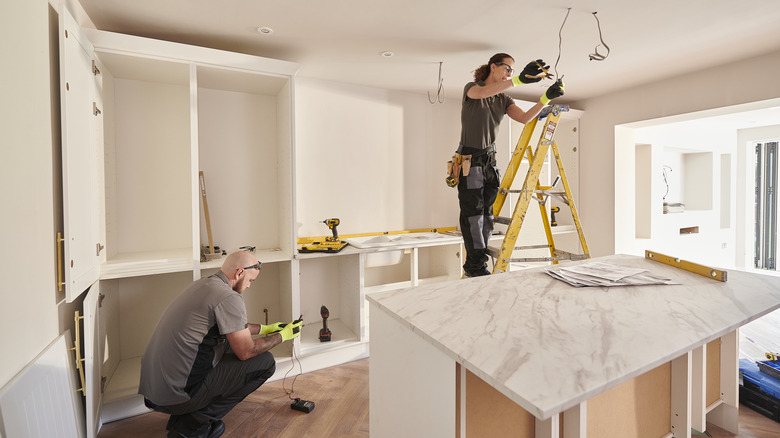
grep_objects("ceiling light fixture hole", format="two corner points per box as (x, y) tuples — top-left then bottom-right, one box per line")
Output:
(257, 27), (274, 35)
(380, 51), (394, 58)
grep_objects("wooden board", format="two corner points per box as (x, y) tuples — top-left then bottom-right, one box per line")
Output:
(462, 367), (535, 437)
(587, 362), (671, 438)
(706, 338), (721, 407)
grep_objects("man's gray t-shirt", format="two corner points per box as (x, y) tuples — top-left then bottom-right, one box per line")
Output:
(459, 81), (514, 150)
(139, 271), (247, 406)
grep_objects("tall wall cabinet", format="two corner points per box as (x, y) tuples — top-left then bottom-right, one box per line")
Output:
(58, 5), (304, 437)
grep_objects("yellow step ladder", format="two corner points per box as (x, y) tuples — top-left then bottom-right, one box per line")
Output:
(489, 104), (590, 273)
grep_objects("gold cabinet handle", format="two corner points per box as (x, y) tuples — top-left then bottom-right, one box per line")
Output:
(71, 311), (86, 395)
(57, 232), (66, 291)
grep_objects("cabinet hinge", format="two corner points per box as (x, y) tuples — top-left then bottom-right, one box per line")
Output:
(93, 102), (102, 116)
(92, 60), (101, 76)
(98, 293), (105, 308)
(96, 242), (104, 256)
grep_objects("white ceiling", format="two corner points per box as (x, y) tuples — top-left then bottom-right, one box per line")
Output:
(77, 0), (780, 104)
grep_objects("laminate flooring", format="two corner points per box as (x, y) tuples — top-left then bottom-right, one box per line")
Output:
(97, 358), (779, 437)
(98, 358), (369, 438)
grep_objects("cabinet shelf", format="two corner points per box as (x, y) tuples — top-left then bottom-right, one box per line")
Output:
(298, 318), (360, 356)
(101, 357), (149, 423)
(198, 247), (292, 270)
(100, 248), (193, 279)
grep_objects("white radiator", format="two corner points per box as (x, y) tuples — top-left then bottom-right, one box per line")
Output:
(0, 331), (85, 438)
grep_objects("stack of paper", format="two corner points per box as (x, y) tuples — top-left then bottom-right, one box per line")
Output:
(545, 262), (679, 287)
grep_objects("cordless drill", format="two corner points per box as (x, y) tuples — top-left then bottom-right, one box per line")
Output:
(298, 219), (347, 253)
(323, 218), (341, 242)
(319, 305), (331, 342)
(550, 206), (560, 227)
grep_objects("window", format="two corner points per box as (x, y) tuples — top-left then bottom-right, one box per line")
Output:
(755, 141), (778, 270)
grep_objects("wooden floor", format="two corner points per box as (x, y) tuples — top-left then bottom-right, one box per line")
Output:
(98, 359), (369, 438)
(97, 357), (779, 437)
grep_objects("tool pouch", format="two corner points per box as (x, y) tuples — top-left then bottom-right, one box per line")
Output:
(446, 154), (460, 187)
(445, 154), (472, 187)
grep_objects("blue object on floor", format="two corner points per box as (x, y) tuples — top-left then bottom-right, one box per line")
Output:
(739, 358), (780, 423)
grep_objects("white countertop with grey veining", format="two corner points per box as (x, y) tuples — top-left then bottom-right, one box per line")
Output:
(366, 254), (780, 419)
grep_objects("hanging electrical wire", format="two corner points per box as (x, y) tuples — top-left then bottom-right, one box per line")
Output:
(428, 61), (445, 104)
(553, 8), (571, 80)
(588, 11), (611, 61)
(552, 8), (612, 79)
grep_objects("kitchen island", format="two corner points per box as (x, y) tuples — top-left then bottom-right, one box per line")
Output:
(367, 254), (780, 438)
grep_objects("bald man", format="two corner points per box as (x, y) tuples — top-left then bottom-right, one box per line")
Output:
(139, 251), (302, 438)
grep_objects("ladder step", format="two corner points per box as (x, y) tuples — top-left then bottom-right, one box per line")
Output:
(494, 216), (512, 225)
(516, 244), (552, 250)
(505, 256), (565, 263)
(487, 244), (551, 259)
(503, 252), (590, 263)
(553, 249), (590, 260)
(488, 246), (589, 264)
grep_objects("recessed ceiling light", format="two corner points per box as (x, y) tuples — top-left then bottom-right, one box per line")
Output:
(257, 27), (274, 35)
(380, 51), (394, 58)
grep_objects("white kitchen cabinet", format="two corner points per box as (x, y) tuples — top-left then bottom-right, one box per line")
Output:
(295, 237), (463, 355)
(59, 3), (300, 436)
(59, 4), (101, 302)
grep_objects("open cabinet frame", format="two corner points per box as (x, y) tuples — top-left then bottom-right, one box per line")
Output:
(59, 3), (300, 436)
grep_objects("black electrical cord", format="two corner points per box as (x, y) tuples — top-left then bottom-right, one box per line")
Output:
(282, 337), (304, 400)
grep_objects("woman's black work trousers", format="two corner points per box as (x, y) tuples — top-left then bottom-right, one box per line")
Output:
(457, 151), (500, 276)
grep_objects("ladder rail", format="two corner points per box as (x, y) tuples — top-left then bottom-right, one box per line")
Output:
(550, 142), (590, 257)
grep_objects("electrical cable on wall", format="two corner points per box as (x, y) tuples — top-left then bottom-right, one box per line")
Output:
(662, 165), (672, 202)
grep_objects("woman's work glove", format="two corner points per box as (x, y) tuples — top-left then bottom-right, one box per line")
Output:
(259, 322), (285, 334)
(512, 59), (550, 85)
(540, 79), (565, 104)
(279, 319), (303, 342)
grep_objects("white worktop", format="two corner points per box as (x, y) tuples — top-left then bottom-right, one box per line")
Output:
(366, 254), (780, 419)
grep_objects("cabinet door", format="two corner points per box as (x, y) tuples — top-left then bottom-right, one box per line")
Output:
(59, 4), (101, 301)
(83, 282), (104, 438)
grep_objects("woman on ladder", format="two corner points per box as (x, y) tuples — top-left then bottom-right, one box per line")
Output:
(457, 53), (564, 277)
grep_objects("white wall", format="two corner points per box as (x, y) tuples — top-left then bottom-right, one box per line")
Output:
(0, 0), (61, 386)
(294, 77), (462, 238)
(572, 48), (780, 257)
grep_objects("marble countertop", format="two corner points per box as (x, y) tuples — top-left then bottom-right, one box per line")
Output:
(366, 254), (780, 419)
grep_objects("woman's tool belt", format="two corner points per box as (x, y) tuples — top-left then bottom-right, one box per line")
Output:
(446, 153), (471, 187)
